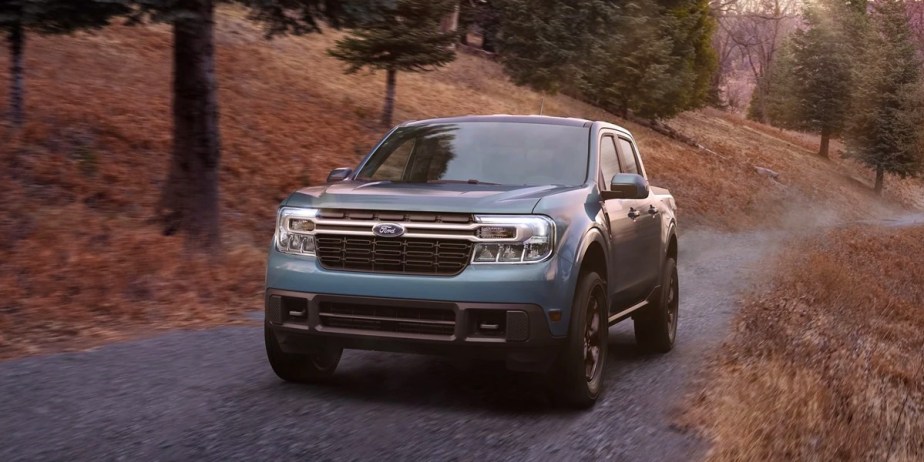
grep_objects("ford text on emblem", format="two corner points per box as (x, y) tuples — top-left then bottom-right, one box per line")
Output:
(372, 223), (406, 238)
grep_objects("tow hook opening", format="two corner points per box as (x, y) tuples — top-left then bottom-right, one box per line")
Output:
(470, 310), (507, 338)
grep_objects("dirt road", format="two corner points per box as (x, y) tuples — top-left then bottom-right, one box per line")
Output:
(0, 229), (786, 461)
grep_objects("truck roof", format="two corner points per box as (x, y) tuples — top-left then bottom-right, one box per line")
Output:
(402, 114), (593, 128)
(401, 115), (632, 136)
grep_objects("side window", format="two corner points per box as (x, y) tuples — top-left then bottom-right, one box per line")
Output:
(617, 138), (640, 176)
(599, 135), (620, 189)
(370, 139), (415, 181)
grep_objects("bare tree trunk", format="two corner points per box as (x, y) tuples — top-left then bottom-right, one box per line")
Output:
(8, 20), (24, 127)
(874, 165), (884, 195)
(818, 127), (830, 158)
(382, 68), (397, 127)
(159, 0), (221, 248)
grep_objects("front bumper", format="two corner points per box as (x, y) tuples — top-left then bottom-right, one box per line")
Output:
(266, 289), (565, 372)
(265, 250), (580, 338)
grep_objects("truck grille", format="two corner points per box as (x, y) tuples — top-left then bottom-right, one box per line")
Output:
(318, 209), (473, 224)
(319, 302), (456, 337)
(316, 235), (473, 275)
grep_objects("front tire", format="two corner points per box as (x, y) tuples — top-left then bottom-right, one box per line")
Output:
(554, 271), (608, 408)
(265, 324), (342, 382)
(634, 257), (679, 353)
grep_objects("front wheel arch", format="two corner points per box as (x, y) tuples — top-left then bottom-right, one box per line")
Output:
(572, 227), (609, 285)
(666, 231), (678, 266)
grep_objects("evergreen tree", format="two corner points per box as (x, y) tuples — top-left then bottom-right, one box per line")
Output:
(0, 0), (129, 126)
(747, 76), (770, 123)
(493, 0), (609, 94)
(583, 0), (717, 119)
(494, 0), (715, 119)
(657, 0), (717, 114)
(760, 38), (798, 128)
(581, 1), (677, 118)
(748, 44), (796, 126)
(328, 0), (458, 127)
(787, 5), (853, 158)
(846, 0), (924, 195)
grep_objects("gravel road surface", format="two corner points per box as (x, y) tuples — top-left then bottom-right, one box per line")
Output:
(0, 230), (784, 461)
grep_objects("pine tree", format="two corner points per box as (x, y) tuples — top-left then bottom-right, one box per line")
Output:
(328, 0), (458, 127)
(749, 48), (796, 125)
(493, 0), (608, 94)
(0, 0), (129, 126)
(582, 0), (718, 120)
(846, 0), (924, 195)
(581, 1), (678, 118)
(495, 0), (715, 119)
(760, 38), (798, 128)
(787, 6), (853, 158)
(657, 0), (718, 114)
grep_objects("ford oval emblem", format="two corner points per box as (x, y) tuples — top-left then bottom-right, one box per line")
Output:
(372, 223), (406, 238)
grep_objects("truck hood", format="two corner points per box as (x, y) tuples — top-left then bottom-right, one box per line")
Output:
(284, 181), (582, 214)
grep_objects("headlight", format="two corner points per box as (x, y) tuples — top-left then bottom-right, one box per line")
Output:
(276, 207), (319, 255)
(472, 215), (555, 264)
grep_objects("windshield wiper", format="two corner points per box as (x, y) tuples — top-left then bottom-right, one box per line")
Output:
(427, 179), (500, 185)
(356, 179), (500, 185)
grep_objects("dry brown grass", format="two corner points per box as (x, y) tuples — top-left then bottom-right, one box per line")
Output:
(681, 109), (924, 214)
(668, 109), (924, 228)
(0, 6), (920, 358)
(0, 129), (266, 357)
(683, 225), (924, 461)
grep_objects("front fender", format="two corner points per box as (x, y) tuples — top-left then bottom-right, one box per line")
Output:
(573, 227), (609, 279)
(555, 226), (609, 330)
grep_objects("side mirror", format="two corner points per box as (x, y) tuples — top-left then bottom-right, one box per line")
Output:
(326, 167), (353, 183)
(601, 173), (649, 200)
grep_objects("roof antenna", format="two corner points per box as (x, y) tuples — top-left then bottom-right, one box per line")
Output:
(538, 97), (544, 115)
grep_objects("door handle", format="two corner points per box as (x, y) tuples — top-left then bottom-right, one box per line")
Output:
(628, 208), (641, 219)
(648, 205), (659, 216)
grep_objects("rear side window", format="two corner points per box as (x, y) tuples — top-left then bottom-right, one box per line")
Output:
(617, 138), (640, 175)
(600, 135), (620, 187)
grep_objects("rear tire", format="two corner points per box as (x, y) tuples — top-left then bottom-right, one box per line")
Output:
(634, 257), (679, 353)
(265, 324), (342, 382)
(554, 271), (608, 408)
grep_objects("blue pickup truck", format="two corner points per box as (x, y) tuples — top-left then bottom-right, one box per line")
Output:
(265, 115), (679, 407)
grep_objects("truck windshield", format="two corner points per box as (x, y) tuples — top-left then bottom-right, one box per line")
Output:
(356, 122), (590, 186)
